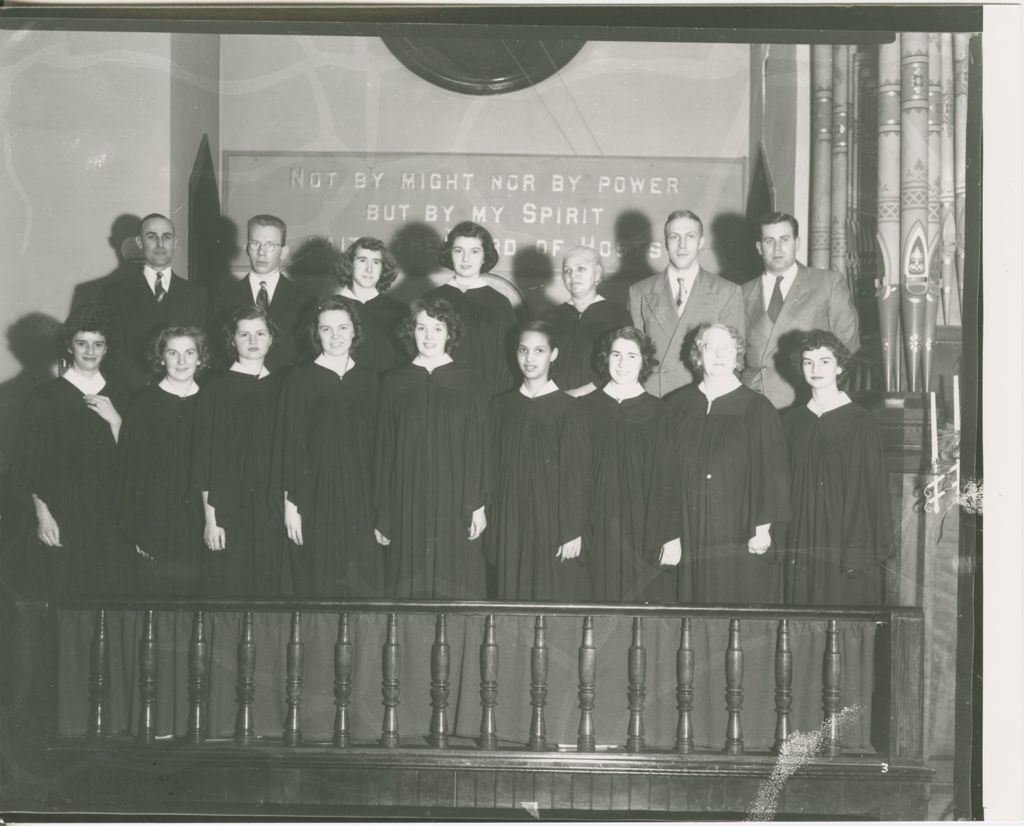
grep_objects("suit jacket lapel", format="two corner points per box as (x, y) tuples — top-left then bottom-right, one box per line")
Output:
(678, 268), (712, 328)
(773, 266), (812, 332)
(647, 270), (680, 335)
(745, 279), (773, 343)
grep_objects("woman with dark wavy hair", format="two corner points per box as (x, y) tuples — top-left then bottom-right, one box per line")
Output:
(191, 305), (287, 596)
(334, 236), (407, 375)
(117, 326), (209, 594)
(424, 220), (517, 401)
(577, 326), (666, 602)
(782, 330), (893, 605)
(11, 304), (133, 595)
(272, 296), (383, 597)
(373, 297), (490, 598)
(646, 323), (790, 604)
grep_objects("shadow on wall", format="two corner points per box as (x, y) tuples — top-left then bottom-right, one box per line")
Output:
(387, 222), (446, 304)
(711, 212), (763, 285)
(68, 214), (142, 313)
(288, 235), (343, 300)
(512, 246), (557, 320)
(599, 210), (657, 307)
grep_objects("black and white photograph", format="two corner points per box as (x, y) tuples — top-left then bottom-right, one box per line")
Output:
(0, 3), (1017, 822)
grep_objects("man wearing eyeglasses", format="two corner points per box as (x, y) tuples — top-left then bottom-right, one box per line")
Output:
(214, 214), (316, 372)
(101, 213), (208, 389)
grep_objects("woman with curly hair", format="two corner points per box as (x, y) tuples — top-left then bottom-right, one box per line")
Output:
(577, 326), (666, 602)
(272, 296), (383, 597)
(11, 304), (133, 595)
(373, 297), (490, 599)
(647, 323), (790, 604)
(782, 330), (893, 605)
(191, 306), (287, 596)
(334, 236), (407, 375)
(117, 326), (210, 594)
(424, 220), (518, 401)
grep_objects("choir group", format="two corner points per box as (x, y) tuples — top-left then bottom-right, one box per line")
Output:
(9, 212), (895, 607)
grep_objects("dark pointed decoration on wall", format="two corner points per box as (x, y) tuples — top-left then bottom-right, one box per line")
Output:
(382, 37), (585, 95)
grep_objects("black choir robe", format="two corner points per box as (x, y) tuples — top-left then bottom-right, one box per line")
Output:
(350, 293), (407, 375)
(422, 284), (517, 401)
(273, 362), (383, 598)
(489, 389), (591, 601)
(782, 402), (894, 605)
(10, 375), (134, 595)
(373, 362), (489, 599)
(648, 383), (791, 604)
(578, 390), (667, 602)
(191, 369), (286, 597)
(543, 300), (631, 391)
(117, 385), (203, 595)
(101, 269), (208, 390)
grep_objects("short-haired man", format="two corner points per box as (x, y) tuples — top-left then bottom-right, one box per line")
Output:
(101, 213), (208, 389)
(628, 210), (745, 398)
(214, 214), (316, 372)
(741, 211), (860, 409)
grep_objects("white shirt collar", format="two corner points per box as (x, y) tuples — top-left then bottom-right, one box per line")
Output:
(315, 352), (355, 376)
(412, 353), (454, 371)
(62, 368), (106, 395)
(519, 379), (559, 399)
(807, 391), (852, 417)
(158, 377), (199, 397)
(569, 295), (605, 313)
(667, 262), (700, 286)
(698, 375), (742, 409)
(602, 382), (645, 402)
(249, 270), (282, 302)
(448, 275), (487, 291)
(761, 262), (799, 305)
(338, 285), (378, 303)
(143, 265), (169, 294)
(230, 360), (270, 379)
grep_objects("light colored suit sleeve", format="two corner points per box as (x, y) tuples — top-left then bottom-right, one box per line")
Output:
(627, 282), (644, 330)
(827, 273), (861, 354)
(721, 282), (746, 342)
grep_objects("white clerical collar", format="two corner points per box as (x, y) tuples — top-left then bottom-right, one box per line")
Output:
(249, 270), (282, 301)
(230, 360), (270, 379)
(62, 368), (106, 395)
(448, 276), (487, 291)
(667, 262), (700, 286)
(807, 391), (852, 417)
(519, 379), (559, 398)
(698, 375), (742, 408)
(569, 295), (605, 313)
(338, 285), (378, 303)
(602, 382), (645, 402)
(315, 352), (355, 376)
(158, 377), (199, 397)
(143, 265), (169, 293)
(413, 354), (453, 371)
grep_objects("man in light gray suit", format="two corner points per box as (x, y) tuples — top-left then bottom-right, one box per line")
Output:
(741, 211), (860, 409)
(628, 210), (745, 398)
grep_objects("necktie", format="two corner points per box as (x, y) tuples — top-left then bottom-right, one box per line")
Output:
(257, 281), (270, 312)
(676, 277), (690, 314)
(154, 272), (166, 303)
(767, 275), (784, 323)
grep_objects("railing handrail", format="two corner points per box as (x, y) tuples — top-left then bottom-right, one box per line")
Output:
(19, 595), (922, 623)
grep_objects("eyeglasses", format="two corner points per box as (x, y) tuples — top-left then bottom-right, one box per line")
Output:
(248, 241), (281, 253)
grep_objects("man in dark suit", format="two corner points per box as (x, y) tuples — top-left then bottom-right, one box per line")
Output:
(101, 213), (208, 389)
(213, 214), (317, 372)
(741, 211), (860, 409)
(628, 210), (745, 398)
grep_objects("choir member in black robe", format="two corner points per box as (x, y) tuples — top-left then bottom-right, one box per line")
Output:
(333, 236), (406, 376)
(782, 330), (894, 605)
(118, 326), (209, 595)
(192, 306), (286, 597)
(649, 323), (790, 604)
(543, 246), (631, 396)
(273, 296), (383, 598)
(578, 326), (667, 602)
(424, 221), (517, 401)
(11, 305), (133, 595)
(490, 321), (590, 601)
(373, 297), (489, 599)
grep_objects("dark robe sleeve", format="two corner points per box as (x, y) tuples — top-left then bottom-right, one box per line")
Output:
(272, 370), (310, 510)
(746, 395), (792, 538)
(372, 376), (397, 538)
(10, 388), (52, 503)
(840, 415), (896, 572)
(191, 384), (215, 498)
(557, 399), (587, 546)
(115, 397), (146, 547)
(642, 402), (686, 562)
(462, 379), (491, 522)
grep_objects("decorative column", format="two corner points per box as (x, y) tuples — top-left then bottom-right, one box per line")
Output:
(921, 33), (944, 390)
(830, 45), (849, 277)
(876, 38), (902, 391)
(939, 35), (960, 327)
(953, 34), (971, 321)
(810, 46), (834, 270)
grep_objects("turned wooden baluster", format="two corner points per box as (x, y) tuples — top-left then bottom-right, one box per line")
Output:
(234, 610), (256, 745)
(528, 615), (548, 751)
(186, 611), (210, 743)
(478, 614), (499, 750)
(724, 618), (744, 755)
(137, 610), (157, 743)
(676, 617), (694, 754)
(86, 610), (109, 740)
(282, 611), (304, 746)
(429, 614), (450, 748)
(577, 616), (596, 752)
(822, 619), (842, 757)
(380, 613), (400, 748)
(333, 613), (353, 747)
(626, 617), (646, 753)
(773, 618), (793, 752)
